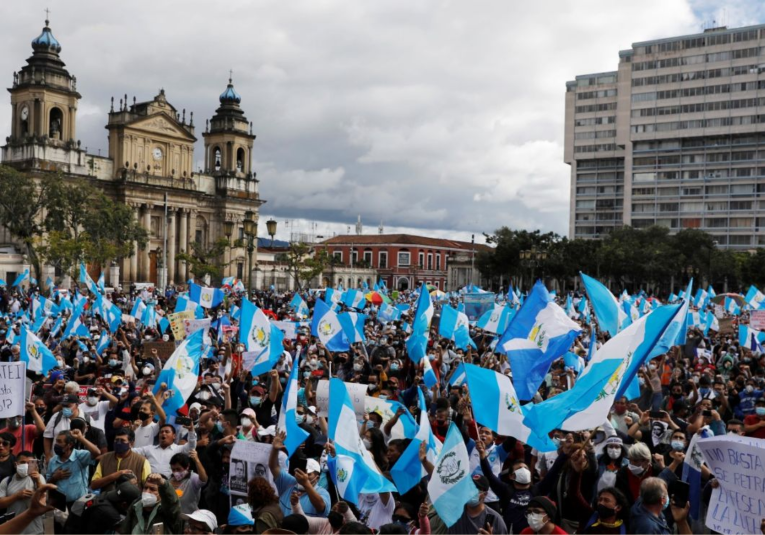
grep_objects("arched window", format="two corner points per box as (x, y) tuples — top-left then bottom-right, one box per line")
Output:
(236, 147), (245, 172)
(49, 107), (63, 140)
(213, 147), (222, 171)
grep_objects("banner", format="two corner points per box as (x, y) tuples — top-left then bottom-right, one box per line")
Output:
(183, 318), (211, 337)
(316, 379), (367, 418)
(168, 311), (194, 340)
(463, 293), (495, 322)
(272, 321), (309, 340)
(0, 362), (27, 418)
(699, 435), (765, 534)
(750, 310), (765, 330)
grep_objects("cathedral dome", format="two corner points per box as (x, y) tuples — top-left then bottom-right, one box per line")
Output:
(219, 78), (241, 104)
(31, 20), (61, 53)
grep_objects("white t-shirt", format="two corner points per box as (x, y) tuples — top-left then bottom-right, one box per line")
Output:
(357, 492), (394, 530)
(78, 400), (111, 431)
(43, 413), (71, 439)
(133, 422), (160, 448)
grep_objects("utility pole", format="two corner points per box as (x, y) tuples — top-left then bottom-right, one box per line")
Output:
(161, 192), (168, 290)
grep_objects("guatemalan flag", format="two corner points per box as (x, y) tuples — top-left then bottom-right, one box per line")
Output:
(580, 272), (627, 337)
(438, 305), (475, 350)
(96, 330), (111, 356)
(498, 280), (581, 400)
(20, 328), (58, 375)
(377, 302), (401, 323)
(189, 283), (224, 309)
(96, 295), (122, 333)
(337, 312), (367, 343)
(327, 379), (396, 504)
(725, 297), (741, 315)
(683, 426), (714, 521)
(311, 299), (349, 352)
(97, 272), (106, 294)
(391, 387), (442, 494)
(175, 295), (205, 319)
(324, 288), (342, 309)
(276, 355), (309, 456)
(745, 285), (765, 310)
(428, 422), (478, 527)
(289, 294), (309, 318)
(406, 285), (434, 362)
(740, 325), (765, 352)
(131, 298), (147, 320)
(239, 299), (285, 376)
(342, 289), (367, 310)
(63, 301), (90, 339)
(422, 356), (438, 388)
(476, 303), (513, 335)
(79, 263), (100, 295)
(153, 329), (206, 415)
(11, 269), (29, 288)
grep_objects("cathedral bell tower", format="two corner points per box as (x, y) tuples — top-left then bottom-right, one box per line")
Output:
(202, 74), (256, 178)
(3, 14), (82, 167)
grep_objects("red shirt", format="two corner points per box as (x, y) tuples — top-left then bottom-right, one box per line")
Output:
(743, 415), (765, 438)
(520, 525), (568, 534)
(0, 425), (39, 455)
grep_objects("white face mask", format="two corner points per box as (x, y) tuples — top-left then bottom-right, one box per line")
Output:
(141, 492), (158, 508)
(362, 438), (372, 450)
(607, 447), (622, 459)
(513, 467), (531, 485)
(15, 463), (28, 478)
(526, 513), (547, 533)
(82, 357), (90, 364)
(628, 463), (645, 475)
(87, 396), (99, 406)
(142, 366), (152, 376)
(240, 417), (252, 428)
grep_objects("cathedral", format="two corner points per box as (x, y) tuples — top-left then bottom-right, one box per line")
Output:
(1, 16), (264, 287)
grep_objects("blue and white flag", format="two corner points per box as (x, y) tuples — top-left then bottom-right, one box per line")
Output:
(391, 387), (441, 494)
(337, 312), (367, 344)
(153, 329), (205, 415)
(96, 330), (111, 356)
(422, 356), (438, 388)
(62, 301), (90, 339)
(725, 297), (741, 315)
(240, 299), (285, 376)
(674, 280), (693, 346)
(745, 285), (765, 310)
(311, 299), (349, 352)
(175, 295), (205, 319)
(131, 298), (147, 320)
(410, 283), (434, 336)
(342, 289), (367, 310)
(11, 269), (29, 288)
(428, 422), (478, 527)
(142, 304), (157, 329)
(97, 272), (105, 294)
(79, 263), (100, 295)
(221, 276), (235, 287)
(324, 288), (342, 308)
(580, 273), (627, 337)
(693, 288), (709, 309)
(189, 283), (224, 309)
(289, 294), (309, 318)
(498, 281), (581, 400)
(438, 305), (475, 350)
(740, 325), (765, 352)
(20, 328), (58, 375)
(476, 304), (513, 335)
(704, 311), (719, 336)
(378, 302), (402, 323)
(33, 295), (59, 319)
(276, 354), (309, 456)
(95, 295), (122, 333)
(449, 362), (467, 387)
(682, 426), (714, 520)
(327, 379), (396, 504)
(668, 292), (679, 303)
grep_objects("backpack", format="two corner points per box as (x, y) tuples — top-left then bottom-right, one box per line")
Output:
(63, 492), (97, 534)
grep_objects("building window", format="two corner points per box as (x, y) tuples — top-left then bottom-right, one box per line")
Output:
(236, 262), (243, 279)
(435, 280), (440, 289)
(436, 254), (441, 271)
(333, 251), (343, 262)
(238, 227), (244, 240)
(363, 250), (373, 266)
(379, 251), (388, 269)
(398, 251), (410, 266)
(427, 254), (433, 270)
(418, 252), (424, 268)
(351, 249), (358, 265)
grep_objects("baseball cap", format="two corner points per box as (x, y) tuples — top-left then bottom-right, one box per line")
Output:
(228, 503), (255, 526)
(605, 436), (623, 447)
(240, 408), (257, 419)
(62, 394), (80, 405)
(106, 481), (141, 505)
(182, 509), (218, 532)
(49, 371), (64, 383)
(258, 425), (276, 438)
(306, 458), (321, 474)
(189, 402), (202, 413)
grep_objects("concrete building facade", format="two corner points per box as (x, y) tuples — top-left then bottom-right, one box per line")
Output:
(565, 23), (765, 249)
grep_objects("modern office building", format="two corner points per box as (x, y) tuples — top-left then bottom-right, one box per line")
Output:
(565, 24), (765, 248)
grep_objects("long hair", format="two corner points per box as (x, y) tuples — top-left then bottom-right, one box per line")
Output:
(248, 476), (278, 511)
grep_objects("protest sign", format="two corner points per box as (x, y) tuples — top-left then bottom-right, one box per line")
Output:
(272, 321), (299, 340)
(750, 310), (765, 330)
(229, 440), (286, 502)
(699, 435), (765, 534)
(183, 318), (211, 337)
(143, 341), (177, 361)
(718, 317), (735, 336)
(168, 311), (194, 340)
(316, 379), (367, 418)
(0, 362), (27, 418)
(463, 293), (495, 322)
(365, 396), (411, 440)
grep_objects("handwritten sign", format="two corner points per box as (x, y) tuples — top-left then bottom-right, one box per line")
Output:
(143, 341), (177, 361)
(168, 311), (194, 340)
(750, 310), (765, 331)
(699, 435), (765, 534)
(315, 379), (367, 418)
(0, 362), (27, 418)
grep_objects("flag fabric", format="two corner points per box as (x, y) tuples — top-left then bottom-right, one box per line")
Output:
(327, 379), (396, 504)
(33, 295), (59, 319)
(438, 305), (475, 350)
(142, 304), (157, 329)
(11, 269), (29, 288)
(276, 355), (310, 456)
(131, 298), (147, 320)
(79, 264), (100, 295)
(96, 331), (111, 356)
(739, 325), (765, 352)
(95, 295), (122, 333)
(324, 288), (342, 308)
(674, 280), (693, 346)
(189, 283), (224, 309)
(175, 295), (205, 319)
(476, 304), (514, 335)
(725, 297), (741, 315)
(97, 272), (105, 294)
(498, 281), (581, 400)
(422, 357), (439, 388)
(580, 273), (627, 337)
(20, 328), (58, 375)
(682, 426), (714, 520)
(221, 276), (235, 287)
(745, 285), (765, 309)
(410, 283), (434, 337)
(391, 387), (441, 494)
(239, 299), (286, 376)
(289, 294), (310, 318)
(311, 299), (350, 352)
(342, 289), (367, 310)
(378, 302), (402, 323)
(428, 422), (479, 527)
(153, 329), (206, 415)
(337, 312), (367, 344)
(693, 288), (709, 309)
(449, 362), (467, 387)
(62, 301), (90, 339)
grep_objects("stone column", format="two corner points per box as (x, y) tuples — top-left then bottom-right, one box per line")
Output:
(168, 209), (177, 285)
(109, 263), (120, 288)
(141, 205), (151, 281)
(179, 209), (188, 283)
(129, 203), (139, 283)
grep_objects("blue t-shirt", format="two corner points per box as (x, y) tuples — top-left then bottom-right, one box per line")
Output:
(275, 471), (330, 517)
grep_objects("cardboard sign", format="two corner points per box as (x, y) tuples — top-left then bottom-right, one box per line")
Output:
(315, 379), (367, 418)
(168, 311), (194, 340)
(0, 362), (27, 418)
(750, 310), (765, 330)
(143, 341), (177, 361)
(718, 317), (735, 335)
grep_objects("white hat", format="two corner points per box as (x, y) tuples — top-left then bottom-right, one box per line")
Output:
(189, 402), (202, 413)
(182, 509), (218, 531)
(306, 458), (321, 474)
(258, 425), (276, 437)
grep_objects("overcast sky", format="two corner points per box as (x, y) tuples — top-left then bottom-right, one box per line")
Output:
(1, 0), (762, 244)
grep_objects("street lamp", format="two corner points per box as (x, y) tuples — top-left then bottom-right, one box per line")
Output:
(266, 219), (277, 247)
(243, 211), (257, 294)
(521, 248), (547, 287)
(223, 220), (234, 242)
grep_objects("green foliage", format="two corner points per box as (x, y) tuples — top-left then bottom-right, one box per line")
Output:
(283, 242), (330, 290)
(175, 238), (231, 281)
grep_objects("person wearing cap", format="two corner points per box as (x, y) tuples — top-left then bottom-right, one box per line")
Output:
(227, 503), (256, 534)
(182, 509), (218, 534)
(0, 401), (45, 456)
(75, 481), (142, 534)
(91, 428), (150, 492)
(42, 394), (82, 461)
(445, 474), (507, 534)
(743, 397), (765, 438)
(78, 385), (118, 432)
(240, 408), (258, 441)
(269, 430), (330, 517)
(519, 496), (566, 534)
(119, 472), (184, 534)
(0, 450), (46, 535)
(596, 436), (627, 492)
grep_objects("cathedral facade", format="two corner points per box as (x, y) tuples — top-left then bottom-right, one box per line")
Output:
(1, 17), (263, 287)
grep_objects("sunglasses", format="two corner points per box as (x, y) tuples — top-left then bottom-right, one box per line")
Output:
(0, 441), (11, 447)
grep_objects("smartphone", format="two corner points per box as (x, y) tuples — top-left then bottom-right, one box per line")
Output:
(649, 410), (663, 419)
(151, 522), (164, 535)
(27, 459), (38, 475)
(703, 410), (713, 417)
(175, 416), (192, 426)
(670, 480), (690, 508)
(47, 488), (68, 512)
(289, 457), (308, 476)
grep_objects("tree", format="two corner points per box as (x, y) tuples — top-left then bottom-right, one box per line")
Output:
(175, 238), (230, 281)
(279, 242), (331, 290)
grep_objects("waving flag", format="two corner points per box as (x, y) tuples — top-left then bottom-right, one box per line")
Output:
(498, 281), (581, 400)
(580, 273), (627, 337)
(391, 387), (442, 494)
(324, 288), (342, 309)
(311, 299), (349, 352)
(439, 305), (475, 350)
(96, 330), (111, 356)
(683, 426), (714, 520)
(406, 284), (434, 362)
(422, 357), (439, 388)
(693, 288), (709, 309)
(378, 302), (402, 323)
(189, 283), (224, 309)
(131, 298), (147, 320)
(342, 289), (367, 310)
(153, 329), (205, 414)
(674, 280), (693, 346)
(740, 325), (765, 352)
(276, 355), (309, 456)
(327, 379), (396, 504)
(11, 269), (29, 288)
(221, 276), (235, 287)
(337, 312), (367, 344)
(725, 297), (741, 315)
(476, 304), (513, 335)
(20, 328), (58, 375)
(95, 295), (122, 333)
(704, 311), (719, 336)
(175, 295), (205, 319)
(745, 285), (765, 310)
(33, 295), (59, 319)
(79, 263), (100, 295)
(142, 304), (157, 329)
(289, 294), (309, 318)
(668, 292), (679, 303)
(62, 300), (90, 339)
(428, 422), (478, 527)
(240, 299), (285, 376)
(97, 272), (106, 294)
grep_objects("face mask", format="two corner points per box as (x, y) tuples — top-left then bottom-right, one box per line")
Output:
(15, 463), (28, 478)
(391, 363), (399, 371)
(671, 440), (685, 451)
(513, 467), (531, 485)
(672, 392), (682, 399)
(82, 357), (90, 364)
(526, 512), (547, 532)
(250, 396), (262, 406)
(304, 415), (314, 425)
(353, 364), (363, 372)
(295, 414), (305, 425)
(552, 437), (561, 448)
(466, 495), (481, 507)
(53, 444), (66, 457)
(252, 379), (259, 386)
(368, 384), (377, 392)
(366, 421), (377, 428)
(109, 359), (118, 367)
(362, 438), (372, 450)
(757, 407), (765, 417)
(7, 418), (19, 429)
(628, 463), (645, 475)
(607, 447), (622, 459)
(141, 492), (158, 508)
(241, 417), (252, 428)
(114, 442), (130, 454)
(747, 385), (755, 393)
(172, 470), (187, 481)
(57, 359), (64, 368)
(638, 377), (645, 386)
(303, 372), (311, 379)
(662, 494), (670, 510)
(378, 394), (388, 400)
(139, 412), (151, 422)
(597, 504), (616, 519)
(279, 377), (286, 385)
(87, 396), (99, 406)
(613, 405), (626, 415)
(62, 408), (73, 418)
(215, 421), (224, 433)
(198, 391), (211, 401)
(700, 388), (710, 397)
(142, 366), (152, 376)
